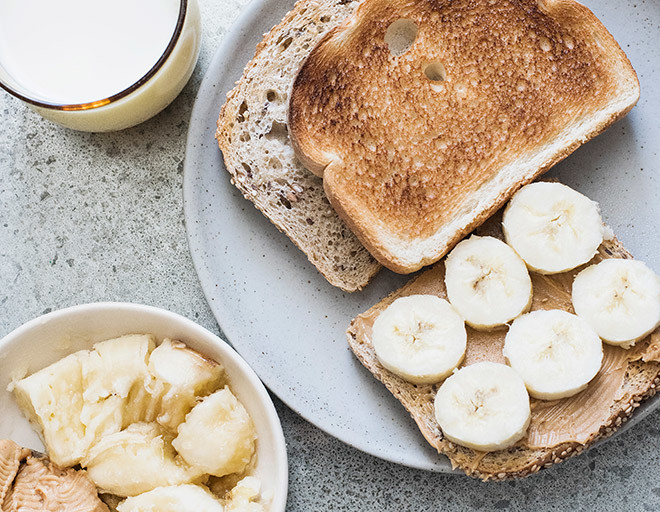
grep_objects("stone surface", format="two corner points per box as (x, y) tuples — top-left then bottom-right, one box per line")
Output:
(1, 0), (659, 510)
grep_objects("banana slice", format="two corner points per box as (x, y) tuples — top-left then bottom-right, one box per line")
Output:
(503, 310), (603, 399)
(434, 362), (530, 451)
(371, 295), (467, 384)
(572, 259), (660, 347)
(444, 236), (532, 330)
(173, 387), (256, 477)
(116, 484), (224, 512)
(83, 422), (203, 497)
(502, 182), (603, 274)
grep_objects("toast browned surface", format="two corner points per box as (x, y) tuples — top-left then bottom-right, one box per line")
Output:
(347, 213), (660, 480)
(290, 0), (640, 273)
(216, 0), (381, 292)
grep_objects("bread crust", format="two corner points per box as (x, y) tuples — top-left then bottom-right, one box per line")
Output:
(347, 211), (660, 480)
(215, 0), (382, 292)
(290, 0), (640, 274)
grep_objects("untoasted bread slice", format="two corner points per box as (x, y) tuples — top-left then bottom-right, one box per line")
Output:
(290, 0), (640, 273)
(216, 0), (381, 292)
(347, 211), (660, 480)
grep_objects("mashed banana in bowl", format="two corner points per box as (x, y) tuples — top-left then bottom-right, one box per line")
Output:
(7, 334), (265, 511)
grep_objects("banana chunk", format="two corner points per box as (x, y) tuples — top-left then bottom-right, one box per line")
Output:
(116, 484), (224, 512)
(225, 477), (265, 512)
(11, 336), (257, 502)
(572, 259), (660, 347)
(81, 334), (155, 447)
(147, 339), (225, 432)
(11, 335), (156, 467)
(83, 335), (155, 405)
(173, 388), (256, 477)
(444, 236), (532, 330)
(503, 310), (603, 399)
(434, 362), (530, 451)
(502, 182), (603, 274)
(371, 295), (467, 384)
(11, 352), (87, 467)
(83, 423), (203, 497)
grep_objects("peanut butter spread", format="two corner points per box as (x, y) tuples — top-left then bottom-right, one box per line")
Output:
(351, 244), (660, 450)
(0, 440), (108, 512)
(0, 441), (29, 505)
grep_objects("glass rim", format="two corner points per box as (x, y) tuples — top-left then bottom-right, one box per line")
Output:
(0, 0), (188, 112)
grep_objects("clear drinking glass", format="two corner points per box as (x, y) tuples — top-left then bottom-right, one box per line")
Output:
(0, 0), (201, 132)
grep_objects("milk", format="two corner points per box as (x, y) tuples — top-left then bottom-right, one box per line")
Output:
(0, 0), (181, 105)
(0, 0), (200, 133)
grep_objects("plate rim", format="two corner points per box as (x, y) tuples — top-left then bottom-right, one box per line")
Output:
(182, 0), (660, 474)
(182, 0), (455, 472)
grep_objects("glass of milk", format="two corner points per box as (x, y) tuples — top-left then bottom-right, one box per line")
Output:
(0, 0), (201, 132)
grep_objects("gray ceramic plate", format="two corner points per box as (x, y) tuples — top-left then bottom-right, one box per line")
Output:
(183, 0), (660, 472)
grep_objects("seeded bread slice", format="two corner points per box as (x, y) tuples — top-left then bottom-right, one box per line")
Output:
(216, 0), (380, 292)
(347, 213), (660, 480)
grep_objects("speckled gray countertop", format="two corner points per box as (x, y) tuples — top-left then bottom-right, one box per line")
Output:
(1, 0), (659, 510)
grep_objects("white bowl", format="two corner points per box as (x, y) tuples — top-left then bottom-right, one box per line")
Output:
(0, 302), (288, 511)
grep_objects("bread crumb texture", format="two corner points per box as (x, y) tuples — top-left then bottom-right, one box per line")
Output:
(291, 0), (636, 240)
(217, 0), (381, 292)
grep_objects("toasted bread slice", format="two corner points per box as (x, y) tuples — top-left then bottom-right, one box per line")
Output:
(215, 0), (381, 292)
(290, 0), (640, 273)
(347, 211), (660, 480)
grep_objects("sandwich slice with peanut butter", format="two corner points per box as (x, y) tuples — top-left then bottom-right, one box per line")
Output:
(347, 182), (660, 479)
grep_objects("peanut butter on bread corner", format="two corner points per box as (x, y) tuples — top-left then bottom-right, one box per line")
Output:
(348, 214), (660, 479)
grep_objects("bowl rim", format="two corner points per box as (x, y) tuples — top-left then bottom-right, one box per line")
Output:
(0, 0), (188, 111)
(0, 301), (289, 511)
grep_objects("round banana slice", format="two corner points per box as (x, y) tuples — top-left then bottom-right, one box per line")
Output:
(572, 259), (660, 347)
(502, 182), (603, 274)
(444, 235), (532, 330)
(433, 362), (530, 451)
(503, 310), (603, 400)
(372, 295), (467, 384)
